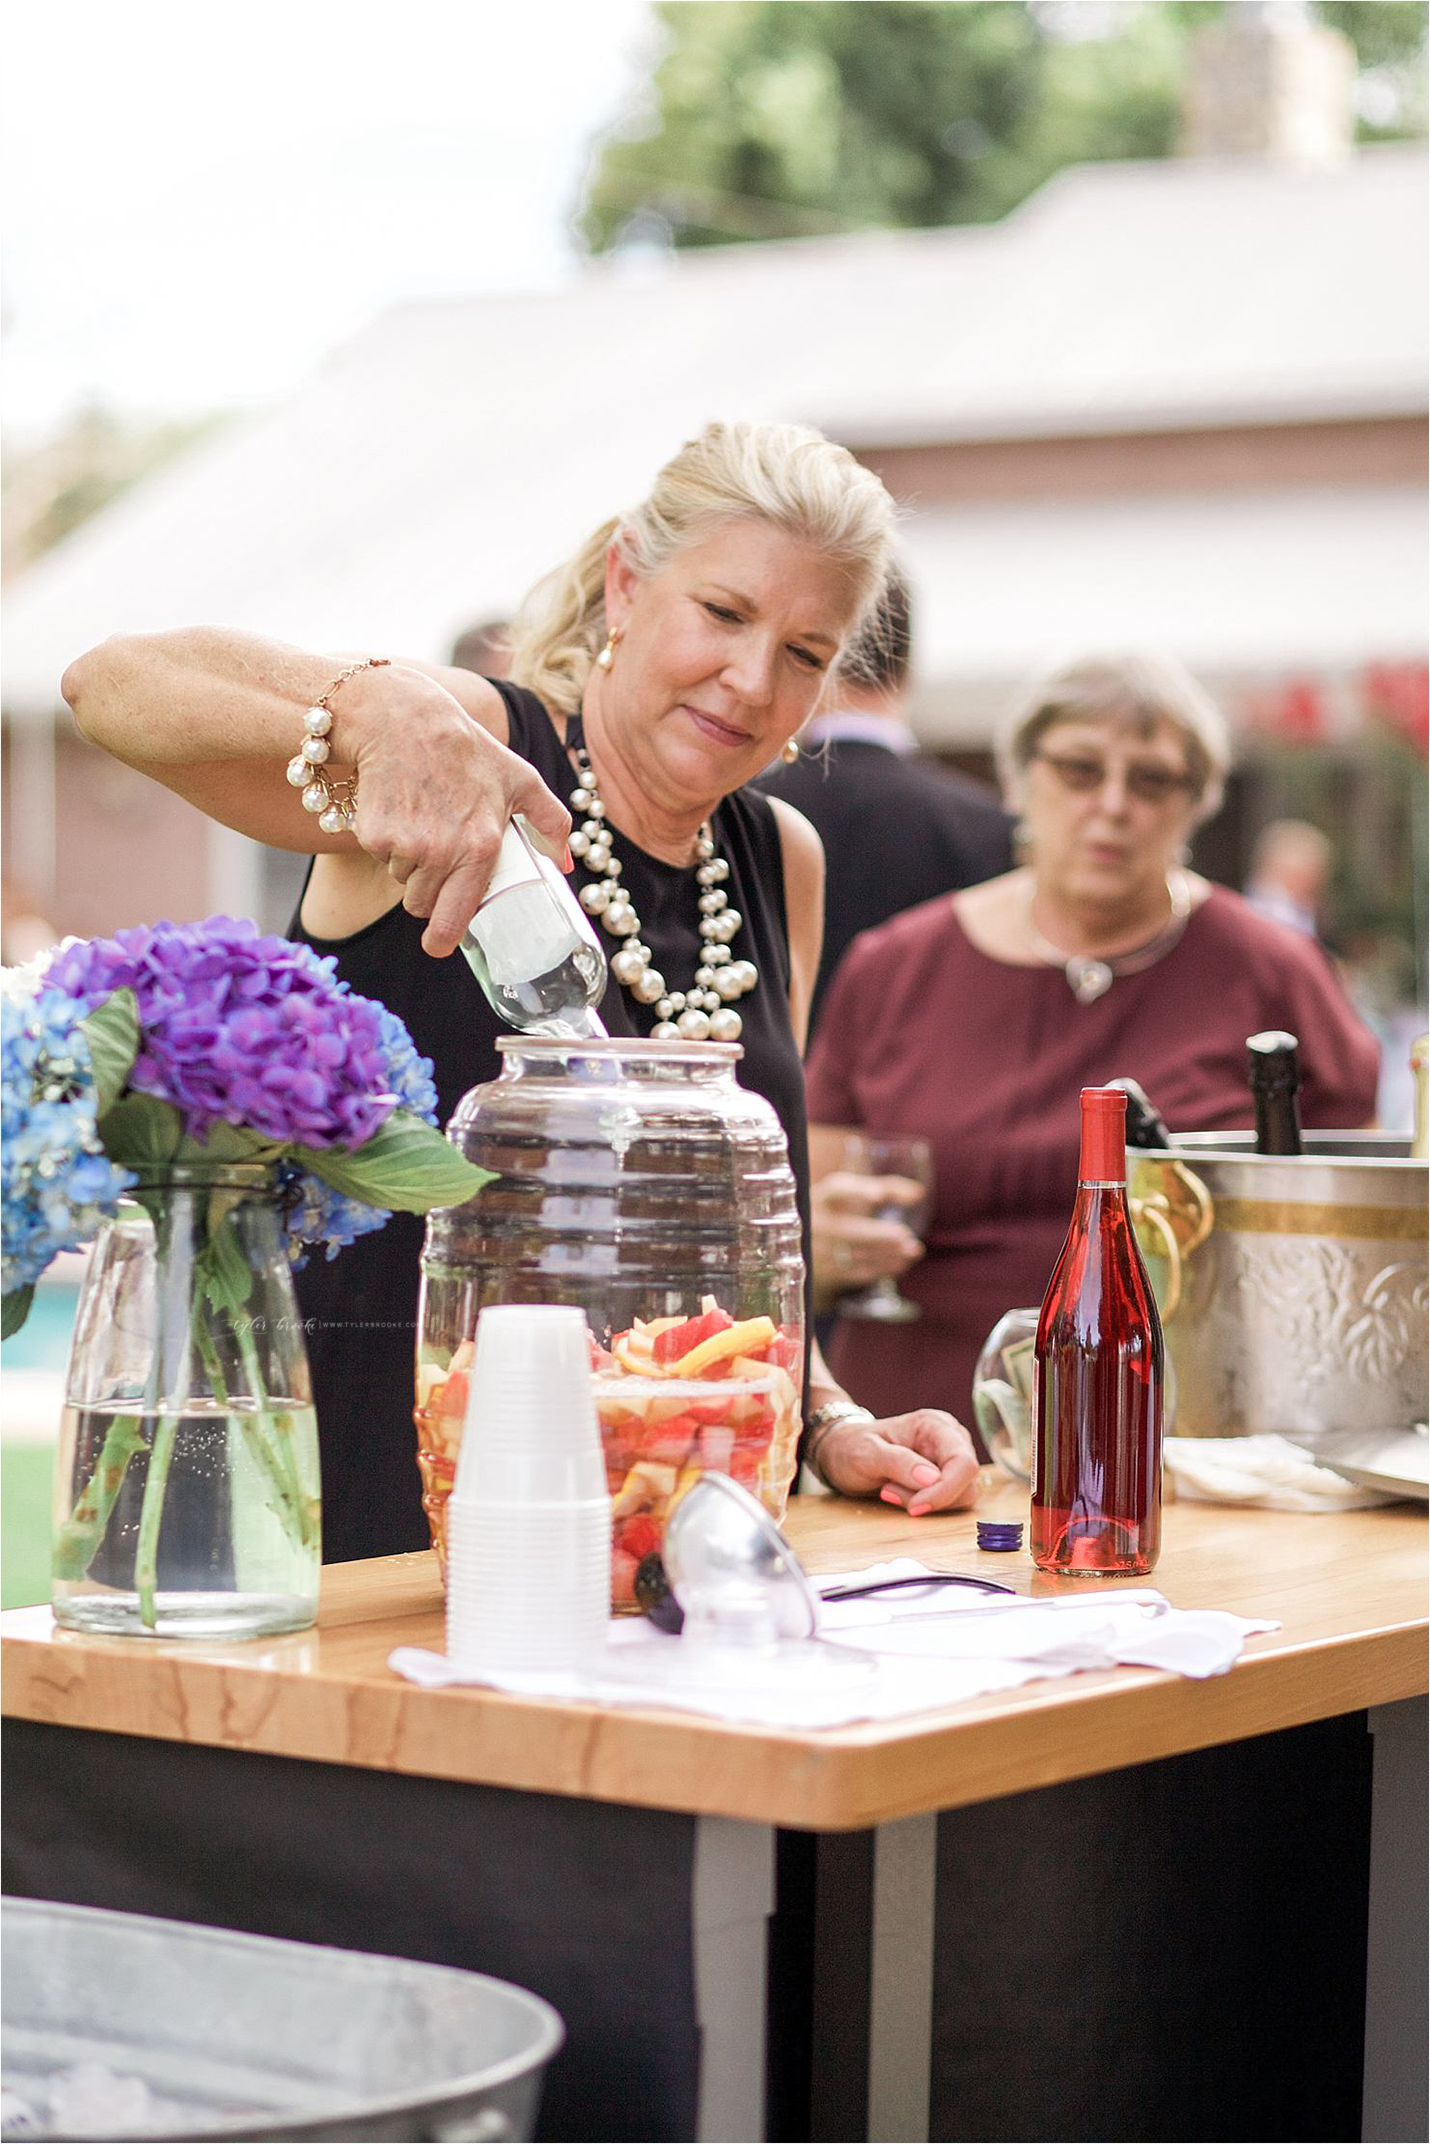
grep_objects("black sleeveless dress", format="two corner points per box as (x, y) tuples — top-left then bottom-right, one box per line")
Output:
(289, 680), (812, 1562)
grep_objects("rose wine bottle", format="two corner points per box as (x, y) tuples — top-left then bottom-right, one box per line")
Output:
(1031, 1087), (1164, 1577)
(1247, 1030), (1303, 1155)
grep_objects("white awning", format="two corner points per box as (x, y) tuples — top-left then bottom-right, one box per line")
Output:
(902, 481), (1428, 743)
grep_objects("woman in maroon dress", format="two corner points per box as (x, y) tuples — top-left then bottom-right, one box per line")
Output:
(806, 651), (1381, 1430)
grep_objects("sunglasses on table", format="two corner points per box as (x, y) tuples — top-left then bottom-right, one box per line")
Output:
(1032, 750), (1196, 806)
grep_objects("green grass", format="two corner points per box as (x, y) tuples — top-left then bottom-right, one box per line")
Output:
(3, 1443), (55, 1608)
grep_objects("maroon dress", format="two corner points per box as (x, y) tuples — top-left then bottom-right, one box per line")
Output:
(805, 885), (1381, 1430)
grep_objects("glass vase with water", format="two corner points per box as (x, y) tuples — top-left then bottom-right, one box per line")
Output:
(52, 1164), (321, 1639)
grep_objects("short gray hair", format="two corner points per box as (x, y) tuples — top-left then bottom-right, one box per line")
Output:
(997, 650), (1233, 822)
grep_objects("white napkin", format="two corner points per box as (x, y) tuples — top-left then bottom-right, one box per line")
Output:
(388, 1558), (1278, 1729)
(1163, 1433), (1398, 1512)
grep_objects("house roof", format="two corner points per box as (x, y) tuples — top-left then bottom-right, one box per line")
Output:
(4, 144), (1424, 723)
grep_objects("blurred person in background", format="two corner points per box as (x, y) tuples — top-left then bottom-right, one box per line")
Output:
(1339, 924), (1426, 1133)
(806, 651), (1381, 1433)
(1247, 818), (1426, 1126)
(755, 566), (1012, 1035)
(1244, 817), (1333, 941)
(448, 618), (512, 677)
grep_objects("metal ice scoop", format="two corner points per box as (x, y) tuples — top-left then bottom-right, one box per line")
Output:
(635, 1475), (1014, 1636)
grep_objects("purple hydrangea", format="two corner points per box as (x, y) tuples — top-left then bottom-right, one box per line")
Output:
(47, 918), (397, 1150)
(281, 995), (441, 1263)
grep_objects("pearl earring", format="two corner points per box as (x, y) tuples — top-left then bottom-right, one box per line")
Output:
(595, 629), (620, 672)
(780, 738), (800, 766)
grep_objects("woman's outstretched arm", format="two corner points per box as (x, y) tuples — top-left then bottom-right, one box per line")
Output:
(62, 629), (570, 954)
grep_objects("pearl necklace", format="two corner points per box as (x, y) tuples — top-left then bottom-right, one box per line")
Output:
(1022, 869), (1193, 1005)
(565, 737), (758, 1042)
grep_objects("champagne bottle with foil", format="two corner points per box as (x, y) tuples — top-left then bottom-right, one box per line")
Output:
(460, 818), (609, 1039)
(1247, 1030), (1303, 1155)
(1031, 1087), (1164, 1577)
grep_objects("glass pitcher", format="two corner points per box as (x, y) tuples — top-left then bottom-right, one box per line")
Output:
(418, 1038), (805, 1608)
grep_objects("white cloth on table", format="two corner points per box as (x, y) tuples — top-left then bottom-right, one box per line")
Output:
(1163, 1433), (1400, 1511)
(389, 1557), (1278, 1731)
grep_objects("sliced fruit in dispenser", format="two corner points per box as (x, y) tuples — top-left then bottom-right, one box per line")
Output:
(595, 1298), (802, 1601)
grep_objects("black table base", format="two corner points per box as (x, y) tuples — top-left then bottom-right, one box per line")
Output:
(4, 1711), (1373, 2142)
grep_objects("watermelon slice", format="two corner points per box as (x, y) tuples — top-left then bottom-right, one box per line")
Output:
(652, 1304), (733, 1364)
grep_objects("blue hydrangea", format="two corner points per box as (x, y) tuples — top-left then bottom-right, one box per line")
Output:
(1, 973), (135, 1296)
(275, 1167), (388, 1265)
(374, 1007), (439, 1121)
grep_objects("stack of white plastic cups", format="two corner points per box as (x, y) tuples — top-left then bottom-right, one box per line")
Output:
(445, 1305), (612, 1676)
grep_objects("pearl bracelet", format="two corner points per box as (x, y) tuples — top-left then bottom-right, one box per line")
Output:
(804, 1399), (876, 1487)
(284, 657), (390, 835)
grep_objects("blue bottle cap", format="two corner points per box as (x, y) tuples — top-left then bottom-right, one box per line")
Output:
(976, 1519), (1024, 1552)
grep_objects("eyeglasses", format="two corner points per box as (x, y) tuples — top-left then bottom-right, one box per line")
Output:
(1032, 750), (1195, 806)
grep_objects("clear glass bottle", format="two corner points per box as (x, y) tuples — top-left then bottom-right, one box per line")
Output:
(418, 1038), (805, 1609)
(972, 1305), (1039, 1482)
(460, 818), (608, 1038)
(52, 1164), (321, 1639)
(1031, 1088), (1164, 1577)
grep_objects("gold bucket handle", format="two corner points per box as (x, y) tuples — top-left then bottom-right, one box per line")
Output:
(1130, 1158), (1215, 1326)
(1131, 1199), (1185, 1321)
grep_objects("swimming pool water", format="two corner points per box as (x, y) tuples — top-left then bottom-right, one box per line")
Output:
(1, 1284), (79, 1373)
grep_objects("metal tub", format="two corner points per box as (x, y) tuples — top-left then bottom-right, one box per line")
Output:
(1130, 1132), (1428, 1451)
(1, 1898), (563, 2142)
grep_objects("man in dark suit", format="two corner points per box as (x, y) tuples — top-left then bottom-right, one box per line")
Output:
(756, 569), (1014, 1035)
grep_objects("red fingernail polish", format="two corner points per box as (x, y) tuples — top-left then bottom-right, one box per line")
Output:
(562, 845), (574, 872)
(879, 1485), (903, 1505)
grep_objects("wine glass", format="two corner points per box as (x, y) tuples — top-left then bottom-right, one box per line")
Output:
(834, 1133), (934, 1324)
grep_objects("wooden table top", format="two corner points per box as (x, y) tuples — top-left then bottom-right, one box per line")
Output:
(4, 1478), (1425, 1831)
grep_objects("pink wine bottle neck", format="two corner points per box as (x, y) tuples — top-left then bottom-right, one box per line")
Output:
(1077, 1086), (1128, 1188)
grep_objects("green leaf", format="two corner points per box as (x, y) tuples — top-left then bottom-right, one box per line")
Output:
(292, 1112), (492, 1216)
(80, 988), (140, 1116)
(178, 1122), (280, 1167)
(2, 1285), (36, 1339)
(98, 1093), (184, 1171)
(200, 1211), (256, 1318)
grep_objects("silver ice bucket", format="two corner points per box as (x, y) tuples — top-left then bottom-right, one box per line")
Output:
(1, 1897), (564, 2141)
(1130, 1132), (1427, 1452)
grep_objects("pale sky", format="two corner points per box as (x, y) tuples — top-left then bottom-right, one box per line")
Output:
(1, 0), (658, 442)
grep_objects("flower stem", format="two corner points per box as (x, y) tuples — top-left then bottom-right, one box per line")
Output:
(131, 1201), (194, 1630)
(133, 1412), (180, 1630)
(194, 1297), (315, 1553)
(51, 1415), (148, 1581)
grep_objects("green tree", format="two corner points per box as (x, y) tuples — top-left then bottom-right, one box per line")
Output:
(579, 1), (1427, 252)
